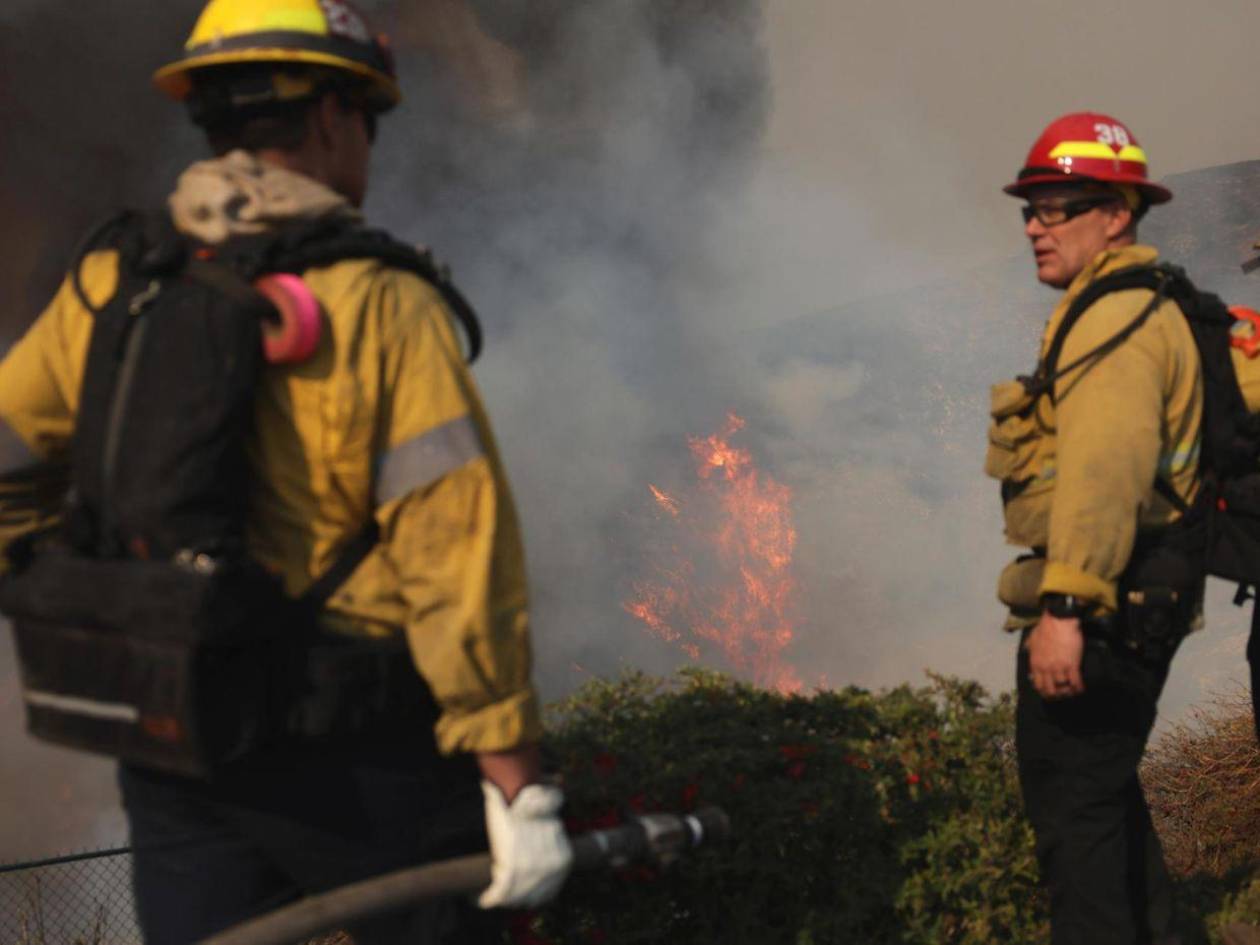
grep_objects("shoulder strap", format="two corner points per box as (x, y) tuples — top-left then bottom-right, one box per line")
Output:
(239, 219), (485, 364)
(1153, 473), (1191, 515)
(71, 214), (484, 363)
(1025, 264), (1172, 402)
(297, 518), (382, 611)
(68, 211), (188, 315)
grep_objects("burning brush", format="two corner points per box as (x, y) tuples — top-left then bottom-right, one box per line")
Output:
(624, 413), (803, 692)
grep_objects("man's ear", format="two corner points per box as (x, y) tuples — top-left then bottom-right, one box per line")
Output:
(311, 92), (341, 151)
(1104, 203), (1135, 241)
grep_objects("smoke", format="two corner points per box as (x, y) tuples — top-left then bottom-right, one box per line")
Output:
(368, 1), (773, 688)
(0, 3), (197, 338)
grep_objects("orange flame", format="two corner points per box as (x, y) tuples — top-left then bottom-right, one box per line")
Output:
(624, 413), (801, 692)
(648, 484), (681, 517)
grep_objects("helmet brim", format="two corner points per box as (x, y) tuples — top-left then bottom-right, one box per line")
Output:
(154, 48), (400, 112)
(1003, 172), (1172, 205)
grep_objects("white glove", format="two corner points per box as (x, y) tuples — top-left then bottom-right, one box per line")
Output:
(478, 780), (574, 910)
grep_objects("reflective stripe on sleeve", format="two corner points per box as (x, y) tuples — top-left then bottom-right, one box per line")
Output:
(0, 417), (39, 478)
(1159, 438), (1201, 478)
(377, 415), (485, 506)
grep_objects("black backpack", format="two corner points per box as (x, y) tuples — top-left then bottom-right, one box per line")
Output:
(0, 211), (481, 776)
(1026, 263), (1260, 611)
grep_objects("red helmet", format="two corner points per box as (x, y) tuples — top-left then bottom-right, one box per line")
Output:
(1004, 112), (1172, 205)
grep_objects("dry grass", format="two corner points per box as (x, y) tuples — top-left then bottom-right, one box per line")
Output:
(1144, 689), (1260, 878)
(15, 879), (105, 945)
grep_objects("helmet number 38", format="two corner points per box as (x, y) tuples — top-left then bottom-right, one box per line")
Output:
(1094, 122), (1131, 150)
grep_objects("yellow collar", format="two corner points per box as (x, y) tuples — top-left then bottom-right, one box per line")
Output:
(1063, 244), (1159, 302)
(1042, 244), (1160, 356)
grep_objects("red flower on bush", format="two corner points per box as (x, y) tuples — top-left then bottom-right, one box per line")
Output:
(586, 929), (608, 944)
(731, 772), (747, 791)
(626, 865), (658, 883)
(681, 781), (700, 808)
(844, 753), (872, 770)
(800, 800), (821, 818)
(628, 792), (649, 814)
(778, 744), (818, 761)
(568, 807), (622, 832)
(787, 760), (807, 780)
(508, 911), (555, 945)
(906, 772), (921, 786)
(593, 752), (619, 776)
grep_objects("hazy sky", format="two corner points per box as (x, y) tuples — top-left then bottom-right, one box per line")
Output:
(755, 0), (1260, 304)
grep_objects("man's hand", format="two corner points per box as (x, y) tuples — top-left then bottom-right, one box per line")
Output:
(1026, 612), (1086, 699)
(476, 744), (573, 910)
(477, 744), (543, 804)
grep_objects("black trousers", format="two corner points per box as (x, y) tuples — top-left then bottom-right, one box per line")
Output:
(1016, 631), (1179, 945)
(1249, 605), (1260, 743)
(119, 737), (503, 945)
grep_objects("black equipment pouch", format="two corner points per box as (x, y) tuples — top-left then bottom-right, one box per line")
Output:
(1205, 472), (1260, 585)
(1086, 525), (1204, 666)
(0, 550), (284, 777)
(1115, 586), (1189, 663)
(0, 531), (430, 779)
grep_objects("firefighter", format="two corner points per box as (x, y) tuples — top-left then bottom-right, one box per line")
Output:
(988, 112), (1200, 944)
(0, 0), (570, 941)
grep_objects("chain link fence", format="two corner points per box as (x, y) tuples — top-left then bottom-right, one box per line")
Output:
(0, 848), (140, 945)
(0, 848), (358, 944)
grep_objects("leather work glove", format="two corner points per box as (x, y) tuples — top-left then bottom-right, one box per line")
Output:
(478, 780), (574, 909)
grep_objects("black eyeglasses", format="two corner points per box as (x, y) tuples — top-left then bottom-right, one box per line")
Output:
(1021, 196), (1119, 227)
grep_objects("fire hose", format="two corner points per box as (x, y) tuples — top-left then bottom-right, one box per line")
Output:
(199, 806), (730, 945)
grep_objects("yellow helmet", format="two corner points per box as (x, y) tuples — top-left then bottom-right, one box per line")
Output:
(153, 0), (400, 113)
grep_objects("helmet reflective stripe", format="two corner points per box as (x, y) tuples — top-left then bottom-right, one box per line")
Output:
(198, 8), (326, 38)
(1048, 142), (1148, 165)
(185, 0), (362, 47)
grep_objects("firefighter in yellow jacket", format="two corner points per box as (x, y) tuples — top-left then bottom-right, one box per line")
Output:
(989, 112), (1201, 945)
(0, 1), (570, 942)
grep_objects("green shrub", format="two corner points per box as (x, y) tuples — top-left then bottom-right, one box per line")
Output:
(500, 671), (1260, 945)
(525, 670), (1048, 945)
(1212, 876), (1260, 937)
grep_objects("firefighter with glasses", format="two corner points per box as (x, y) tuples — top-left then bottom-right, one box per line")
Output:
(987, 111), (1201, 945)
(0, 1), (569, 941)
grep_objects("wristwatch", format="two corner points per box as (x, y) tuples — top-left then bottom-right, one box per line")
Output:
(1040, 593), (1090, 619)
